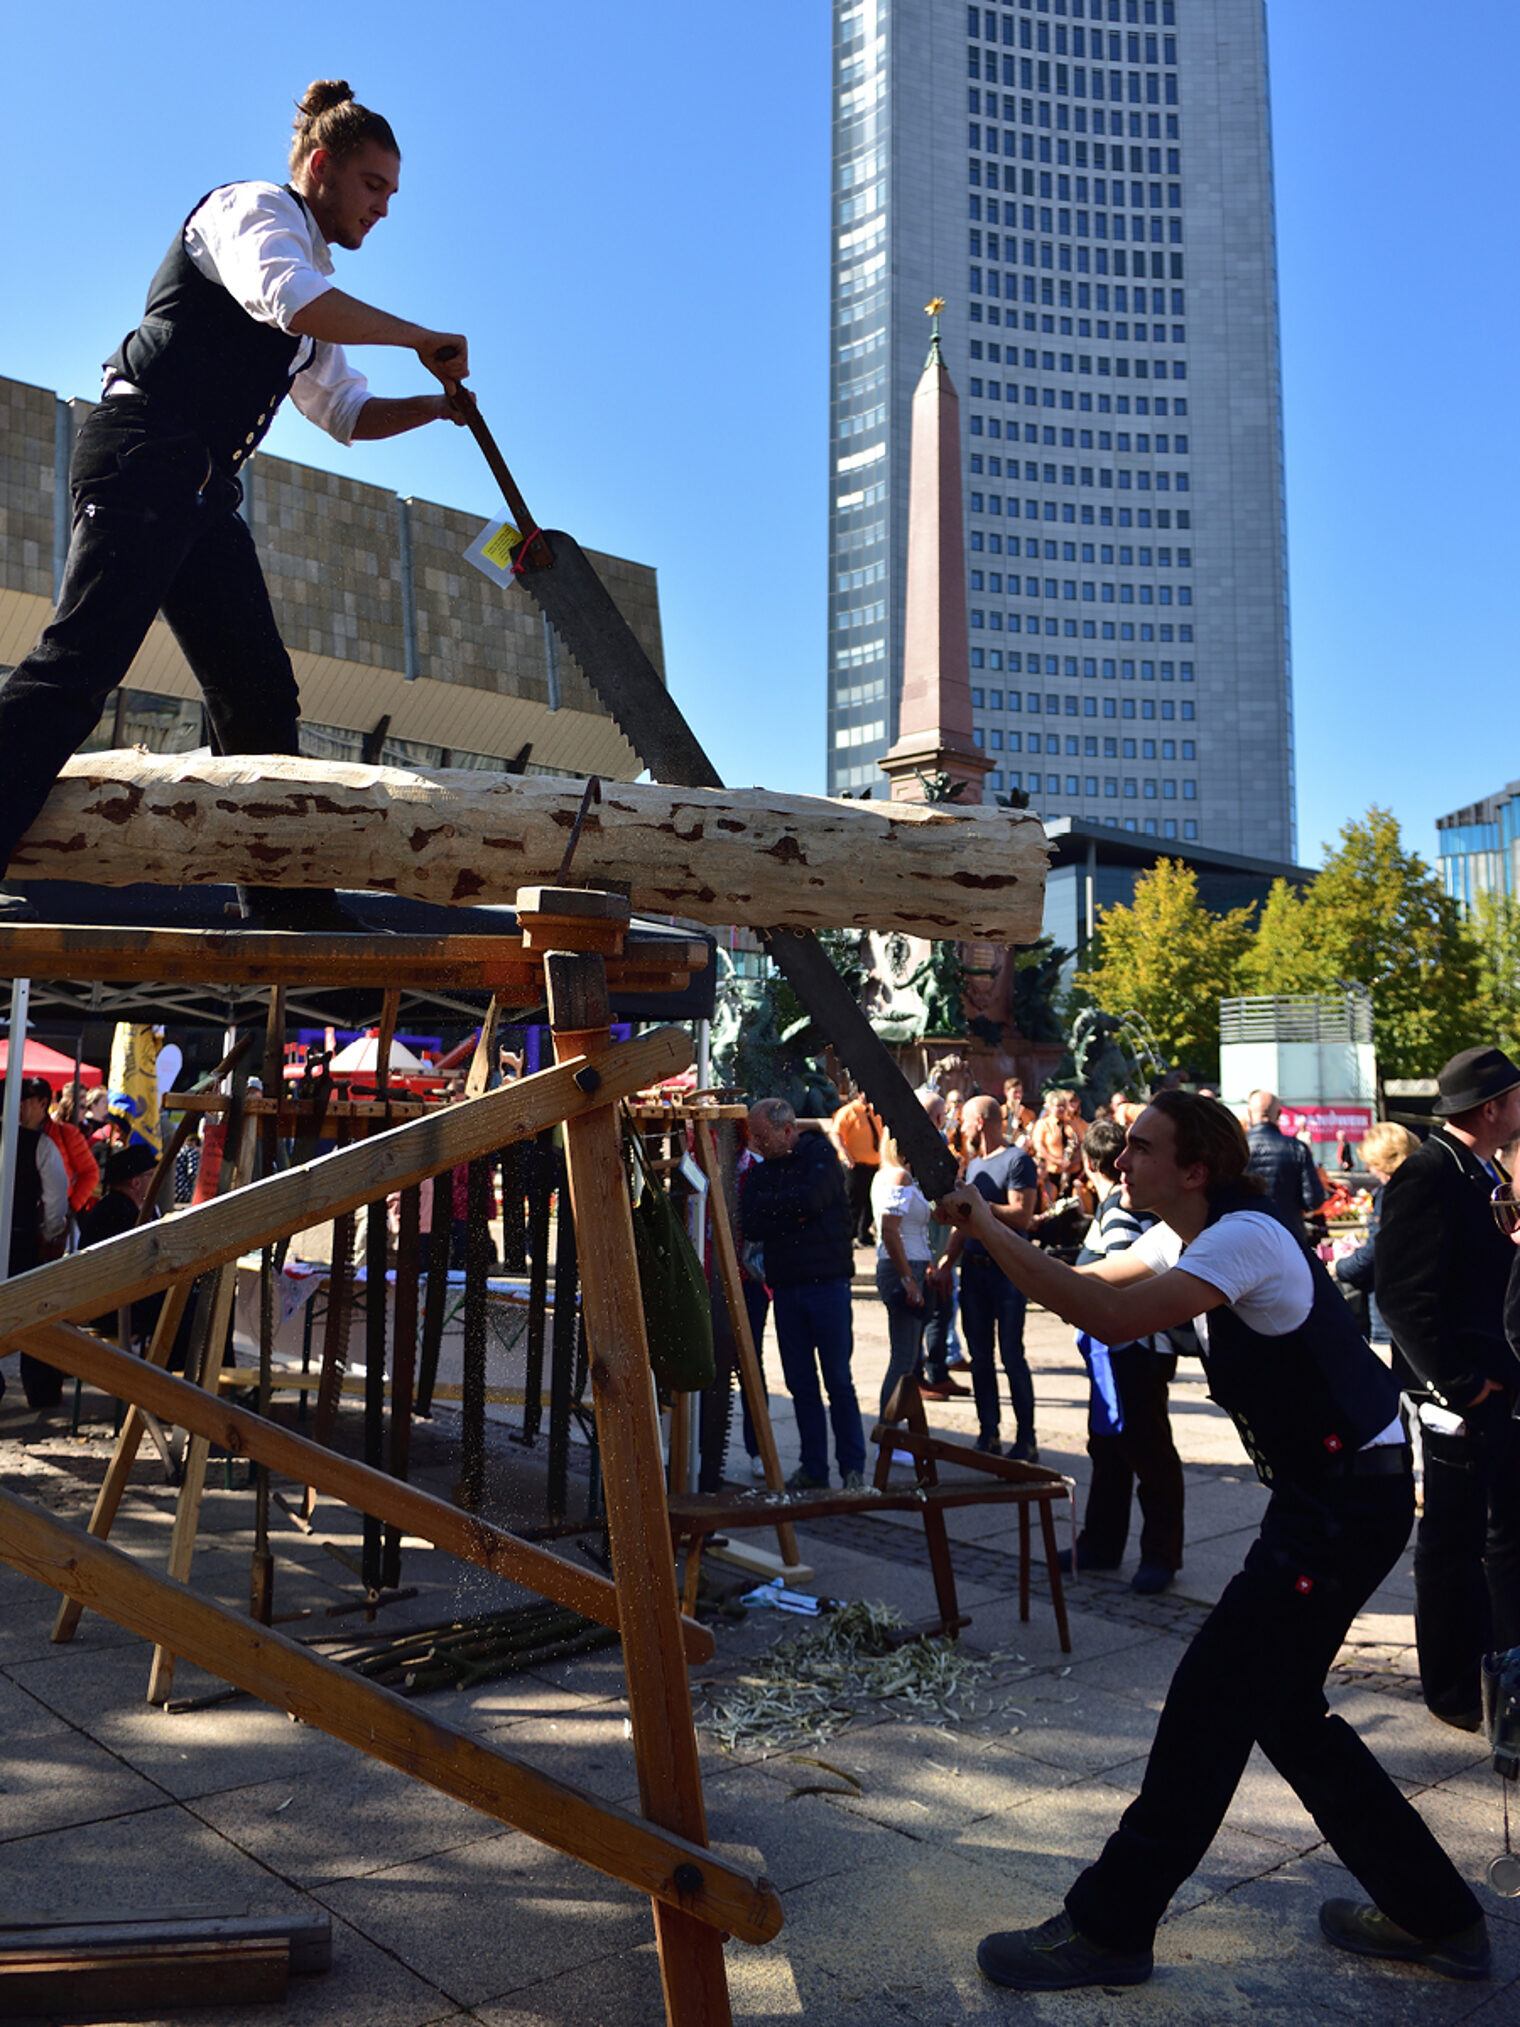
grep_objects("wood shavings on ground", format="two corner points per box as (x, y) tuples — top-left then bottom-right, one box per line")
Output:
(697, 1600), (996, 1753)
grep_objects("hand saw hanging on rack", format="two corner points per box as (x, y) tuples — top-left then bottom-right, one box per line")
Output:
(444, 384), (959, 1200)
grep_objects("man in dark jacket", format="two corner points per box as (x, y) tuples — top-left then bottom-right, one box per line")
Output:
(740, 1098), (865, 1491)
(1245, 1090), (1326, 1246)
(1376, 1045), (1520, 1729)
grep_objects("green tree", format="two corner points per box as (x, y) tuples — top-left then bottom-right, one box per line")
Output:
(1471, 890), (1520, 1063)
(1239, 807), (1480, 1078)
(1074, 859), (1256, 1081)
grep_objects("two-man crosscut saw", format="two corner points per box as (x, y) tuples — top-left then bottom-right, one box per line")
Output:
(448, 390), (959, 1200)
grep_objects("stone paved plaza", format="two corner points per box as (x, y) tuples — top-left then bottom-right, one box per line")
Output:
(1, 1261), (1514, 2026)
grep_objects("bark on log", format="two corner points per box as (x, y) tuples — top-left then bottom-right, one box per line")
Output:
(12, 751), (1048, 941)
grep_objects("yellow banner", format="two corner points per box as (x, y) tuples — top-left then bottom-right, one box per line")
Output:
(108, 1023), (162, 1153)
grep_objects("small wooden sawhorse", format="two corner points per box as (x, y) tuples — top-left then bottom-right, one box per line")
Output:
(668, 1379), (1075, 1652)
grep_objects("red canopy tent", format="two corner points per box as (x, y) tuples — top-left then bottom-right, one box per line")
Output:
(0, 1039), (103, 1084)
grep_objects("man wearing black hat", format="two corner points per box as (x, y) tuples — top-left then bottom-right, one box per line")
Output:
(1377, 1045), (1520, 1729)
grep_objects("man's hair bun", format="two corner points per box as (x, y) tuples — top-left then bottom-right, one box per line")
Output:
(297, 79), (355, 124)
(289, 81), (399, 173)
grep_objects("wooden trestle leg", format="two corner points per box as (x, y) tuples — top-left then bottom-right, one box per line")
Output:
(546, 933), (738, 2027)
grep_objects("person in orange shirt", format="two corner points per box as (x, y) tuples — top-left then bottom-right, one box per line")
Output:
(22, 1077), (99, 1218)
(831, 1090), (883, 1246)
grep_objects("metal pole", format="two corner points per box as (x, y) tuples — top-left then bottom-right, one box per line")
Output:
(695, 1017), (711, 1092)
(0, 980), (32, 1287)
(1084, 839), (1097, 955)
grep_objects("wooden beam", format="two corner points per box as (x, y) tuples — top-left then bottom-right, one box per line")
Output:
(10, 750), (1048, 941)
(0, 921), (706, 996)
(691, 1118), (797, 1568)
(0, 1487), (780, 1946)
(0, 1030), (690, 1343)
(548, 949), (737, 2026)
(16, 1320), (714, 1664)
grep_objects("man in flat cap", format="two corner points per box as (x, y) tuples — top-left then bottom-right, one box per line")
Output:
(1377, 1045), (1520, 1728)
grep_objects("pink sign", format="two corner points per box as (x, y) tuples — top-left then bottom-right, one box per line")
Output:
(1277, 1103), (1375, 1143)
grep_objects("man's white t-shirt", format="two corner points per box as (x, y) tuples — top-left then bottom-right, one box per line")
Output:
(1130, 1209), (1402, 1447)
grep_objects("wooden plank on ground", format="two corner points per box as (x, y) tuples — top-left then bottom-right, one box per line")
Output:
(0, 1936), (288, 2015)
(0, 1487), (781, 1946)
(0, 1031), (690, 1342)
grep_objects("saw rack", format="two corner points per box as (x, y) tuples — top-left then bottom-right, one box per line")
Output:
(0, 888), (776, 2026)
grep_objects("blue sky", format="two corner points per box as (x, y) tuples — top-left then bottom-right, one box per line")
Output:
(1, 2), (1512, 872)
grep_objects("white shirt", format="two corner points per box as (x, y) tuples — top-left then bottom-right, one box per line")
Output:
(871, 1169), (933, 1262)
(1131, 1209), (1403, 1446)
(181, 183), (371, 444)
(36, 1135), (69, 1243)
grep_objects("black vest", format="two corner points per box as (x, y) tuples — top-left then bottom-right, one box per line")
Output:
(1189, 1189), (1400, 1487)
(105, 185), (314, 471)
(6, 1123), (42, 1277)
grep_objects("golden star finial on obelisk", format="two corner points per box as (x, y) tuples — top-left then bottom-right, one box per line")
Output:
(924, 296), (945, 361)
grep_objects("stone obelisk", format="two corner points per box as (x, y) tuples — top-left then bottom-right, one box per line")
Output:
(878, 300), (993, 806)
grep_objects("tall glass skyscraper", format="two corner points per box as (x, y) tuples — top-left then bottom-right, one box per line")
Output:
(826, 0), (1294, 861)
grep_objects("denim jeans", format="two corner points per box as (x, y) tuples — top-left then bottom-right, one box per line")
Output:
(771, 1278), (865, 1482)
(739, 1274), (771, 1458)
(0, 397), (302, 871)
(874, 1256), (930, 1416)
(959, 1256), (1033, 1445)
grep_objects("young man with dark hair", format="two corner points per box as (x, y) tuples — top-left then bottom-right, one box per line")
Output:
(939, 1091), (1485, 1992)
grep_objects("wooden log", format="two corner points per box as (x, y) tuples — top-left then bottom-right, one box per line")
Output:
(0, 1486), (780, 1945)
(11, 750), (1048, 942)
(548, 949), (737, 2027)
(0, 1030), (690, 1345)
(14, 1317), (713, 1664)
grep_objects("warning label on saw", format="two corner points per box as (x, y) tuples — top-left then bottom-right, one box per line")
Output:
(463, 513), (523, 589)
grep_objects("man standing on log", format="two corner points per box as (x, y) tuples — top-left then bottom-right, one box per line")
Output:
(0, 81), (469, 931)
(939, 1092), (1487, 1991)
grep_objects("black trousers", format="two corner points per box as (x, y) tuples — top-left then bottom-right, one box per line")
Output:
(0, 396), (301, 873)
(1079, 1341), (1185, 1571)
(847, 1162), (876, 1245)
(1065, 1467), (1480, 1954)
(1414, 1399), (1520, 1720)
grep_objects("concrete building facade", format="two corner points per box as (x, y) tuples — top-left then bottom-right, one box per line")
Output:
(826, 0), (1294, 860)
(0, 373), (661, 782)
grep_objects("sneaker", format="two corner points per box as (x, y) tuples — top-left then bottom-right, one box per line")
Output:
(1318, 1900), (1490, 1982)
(749, 1453), (767, 1480)
(841, 1469), (868, 1491)
(974, 1433), (1005, 1456)
(1131, 1562), (1176, 1595)
(1011, 1437), (1040, 1464)
(977, 1911), (1152, 1991)
(0, 883), (38, 924)
(785, 1466), (828, 1493)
